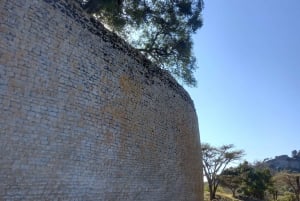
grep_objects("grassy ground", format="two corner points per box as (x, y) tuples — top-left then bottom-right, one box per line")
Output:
(204, 183), (241, 201)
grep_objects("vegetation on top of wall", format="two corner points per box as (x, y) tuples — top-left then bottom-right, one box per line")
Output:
(76, 0), (204, 87)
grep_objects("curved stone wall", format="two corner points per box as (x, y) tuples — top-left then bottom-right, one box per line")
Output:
(0, 0), (203, 200)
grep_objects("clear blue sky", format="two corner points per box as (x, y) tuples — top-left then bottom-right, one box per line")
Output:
(185, 1), (300, 163)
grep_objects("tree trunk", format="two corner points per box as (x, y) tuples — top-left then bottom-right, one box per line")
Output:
(209, 184), (216, 200)
(232, 189), (236, 198)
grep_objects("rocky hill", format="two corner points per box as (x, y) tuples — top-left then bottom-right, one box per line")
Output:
(264, 155), (300, 172)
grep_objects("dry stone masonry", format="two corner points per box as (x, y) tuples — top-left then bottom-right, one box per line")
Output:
(0, 0), (203, 200)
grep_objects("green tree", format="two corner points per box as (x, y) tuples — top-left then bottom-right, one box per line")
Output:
(219, 167), (243, 197)
(238, 161), (273, 200)
(202, 143), (244, 200)
(78, 0), (204, 86)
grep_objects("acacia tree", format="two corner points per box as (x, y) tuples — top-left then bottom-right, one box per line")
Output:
(202, 143), (244, 200)
(77, 0), (204, 86)
(219, 167), (243, 197)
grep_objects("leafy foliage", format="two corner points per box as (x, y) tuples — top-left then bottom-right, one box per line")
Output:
(219, 167), (243, 197)
(219, 161), (275, 200)
(238, 162), (273, 200)
(78, 0), (204, 86)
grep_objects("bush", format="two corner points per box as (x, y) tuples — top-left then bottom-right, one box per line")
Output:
(278, 192), (296, 201)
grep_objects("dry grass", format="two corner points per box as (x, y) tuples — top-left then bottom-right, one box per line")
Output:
(204, 183), (241, 201)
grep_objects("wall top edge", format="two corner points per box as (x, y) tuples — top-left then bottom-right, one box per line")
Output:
(42, 0), (196, 108)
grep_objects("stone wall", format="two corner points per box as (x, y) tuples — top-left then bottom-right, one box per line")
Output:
(0, 0), (203, 200)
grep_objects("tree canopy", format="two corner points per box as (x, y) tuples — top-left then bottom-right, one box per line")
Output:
(219, 167), (243, 197)
(238, 162), (273, 200)
(78, 0), (204, 86)
(219, 161), (274, 200)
